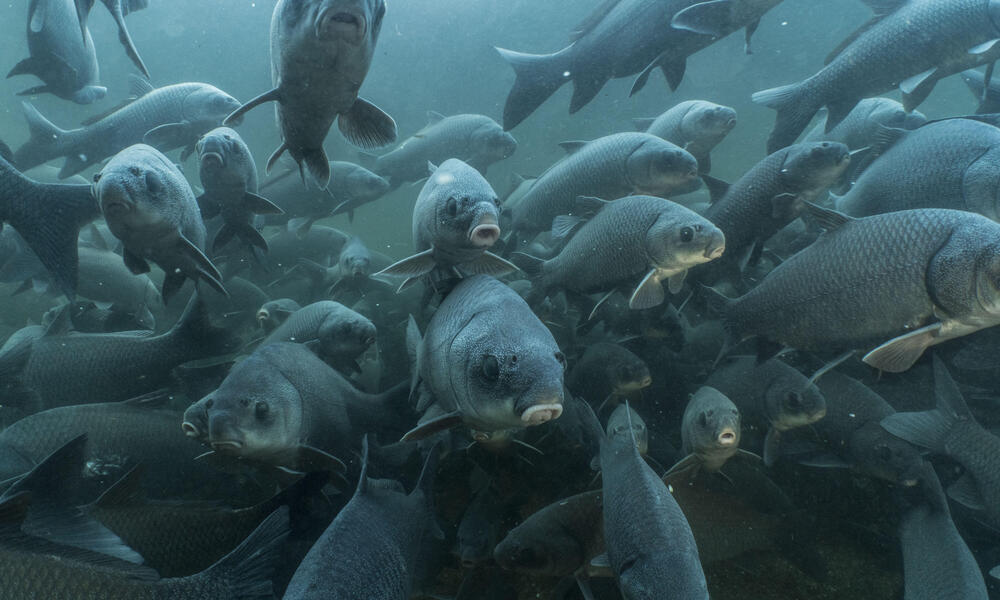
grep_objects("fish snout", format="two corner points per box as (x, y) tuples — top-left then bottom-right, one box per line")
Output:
(181, 420), (201, 438)
(208, 413), (244, 453)
(521, 402), (563, 426)
(317, 6), (367, 42)
(469, 213), (501, 248)
(704, 229), (726, 259)
(256, 308), (270, 327)
(717, 427), (737, 446)
(200, 151), (225, 169)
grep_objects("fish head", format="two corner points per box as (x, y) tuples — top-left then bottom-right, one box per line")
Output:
(344, 165), (390, 200)
(95, 145), (187, 239)
(682, 102), (737, 140)
(627, 139), (700, 196)
(203, 356), (303, 462)
(685, 386), (741, 455)
(339, 248), (372, 278)
(312, 0), (385, 46)
(184, 86), (243, 127)
(974, 241), (1000, 315)
(472, 123), (518, 160)
(196, 127), (242, 172)
(764, 376), (827, 431)
(257, 299), (296, 332)
(601, 347), (652, 394)
(780, 141), (851, 191)
(850, 422), (925, 486)
(607, 404), (649, 455)
(646, 209), (726, 272)
(457, 318), (565, 430)
(317, 311), (377, 360)
(181, 395), (211, 441)
(493, 526), (586, 576)
(427, 160), (503, 250)
(867, 101), (912, 131)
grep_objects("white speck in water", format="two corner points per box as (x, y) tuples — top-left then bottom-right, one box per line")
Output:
(848, 413), (856, 418)
(563, 71), (571, 78)
(781, 21), (788, 26)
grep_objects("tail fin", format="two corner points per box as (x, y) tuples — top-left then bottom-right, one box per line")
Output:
(300, 148), (331, 190)
(0, 158), (99, 298)
(752, 83), (822, 154)
(197, 506), (289, 597)
(880, 355), (970, 453)
(496, 46), (573, 130)
(13, 102), (72, 171)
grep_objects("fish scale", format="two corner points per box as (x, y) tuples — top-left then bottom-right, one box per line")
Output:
(945, 420), (1000, 523)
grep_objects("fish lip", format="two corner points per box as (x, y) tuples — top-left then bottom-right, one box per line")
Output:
(704, 237), (726, 259)
(718, 429), (737, 446)
(520, 403), (563, 425)
(211, 440), (244, 452)
(317, 7), (367, 42)
(256, 308), (270, 325)
(200, 151), (225, 168)
(469, 221), (501, 248)
(181, 421), (201, 438)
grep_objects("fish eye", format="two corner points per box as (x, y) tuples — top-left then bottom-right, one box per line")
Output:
(680, 227), (694, 243)
(698, 412), (708, 427)
(493, 196), (502, 208)
(205, 398), (214, 409)
(482, 355), (500, 380)
(786, 392), (802, 410)
(145, 172), (163, 194)
(92, 173), (102, 183)
(255, 400), (269, 420)
(554, 351), (566, 367)
(446, 197), (458, 216)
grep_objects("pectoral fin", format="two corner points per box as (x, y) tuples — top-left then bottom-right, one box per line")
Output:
(460, 252), (519, 277)
(338, 97), (397, 149)
(401, 410), (465, 441)
(629, 269), (665, 309)
(862, 322), (941, 373)
(374, 248), (437, 280)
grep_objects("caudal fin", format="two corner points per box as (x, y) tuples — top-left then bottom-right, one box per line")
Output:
(752, 83), (822, 154)
(197, 506), (289, 597)
(496, 46), (573, 130)
(13, 102), (72, 171)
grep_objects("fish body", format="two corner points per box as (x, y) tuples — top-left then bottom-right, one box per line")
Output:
(633, 100), (737, 173)
(261, 300), (375, 371)
(803, 97), (926, 150)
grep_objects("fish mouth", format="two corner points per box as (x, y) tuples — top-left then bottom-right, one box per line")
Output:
(469, 215), (501, 248)
(704, 232), (726, 259)
(521, 403), (563, 425)
(181, 421), (201, 438)
(211, 440), (244, 452)
(363, 335), (376, 347)
(256, 308), (270, 326)
(718, 428), (737, 446)
(200, 151), (224, 168)
(317, 7), (366, 42)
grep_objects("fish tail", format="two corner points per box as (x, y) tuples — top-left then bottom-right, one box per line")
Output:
(13, 102), (72, 171)
(197, 506), (289, 597)
(879, 355), (969, 453)
(495, 45), (573, 130)
(300, 147), (331, 190)
(752, 82), (822, 154)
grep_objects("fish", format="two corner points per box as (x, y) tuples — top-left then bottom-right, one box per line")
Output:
(81, 0), (151, 78)
(375, 159), (517, 291)
(195, 342), (411, 472)
(73, 246), (162, 323)
(8, 0), (105, 104)
(784, 370), (924, 486)
(600, 403), (709, 599)
(0, 492), (289, 599)
(403, 275), (566, 440)
(566, 342), (651, 410)
(455, 484), (507, 569)
(260, 300), (376, 373)
(196, 127), (284, 254)
(256, 298), (301, 333)
(8, 294), (233, 409)
(497, 0), (783, 129)
(802, 97), (927, 150)
(507, 133), (701, 246)
(361, 112), (516, 188)
(513, 195), (725, 309)
(897, 464), (989, 600)
(668, 386), (747, 477)
(962, 67), (1000, 113)
(701, 141), (850, 276)
(0, 154), (100, 298)
(606, 403), (650, 457)
(753, 0), (1000, 152)
(14, 76), (242, 177)
(881, 355), (1000, 527)
(95, 144), (226, 302)
(705, 356), (827, 465)
(835, 118), (1000, 221)
(710, 204), (1000, 373)
(225, 0), (397, 188)
(632, 99), (737, 175)
(282, 438), (440, 599)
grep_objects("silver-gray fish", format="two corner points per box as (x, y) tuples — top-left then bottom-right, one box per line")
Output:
(225, 0), (396, 188)
(14, 76), (242, 177)
(962, 67), (1000, 113)
(514, 195), (725, 309)
(95, 144), (225, 302)
(712, 205), (1000, 373)
(632, 99), (737, 174)
(260, 300), (375, 373)
(669, 386), (744, 476)
(404, 275), (565, 439)
(262, 161), (389, 230)
(196, 127), (283, 253)
(803, 97), (927, 150)
(375, 159), (516, 291)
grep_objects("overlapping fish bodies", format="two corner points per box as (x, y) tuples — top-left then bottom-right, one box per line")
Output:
(836, 118), (1000, 220)
(962, 67), (1000, 113)
(263, 161), (390, 228)
(196, 127), (283, 254)
(514, 195), (725, 310)
(712, 205), (1000, 373)
(8, 0), (105, 104)
(754, 0), (1000, 152)
(226, 0), (396, 188)
(14, 77), (242, 178)
(83, 0), (151, 78)
(95, 144), (226, 302)
(803, 97), (927, 150)
(363, 113), (517, 188)
(632, 100), (737, 176)
(404, 275), (566, 440)
(507, 133), (701, 247)
(260, 300), (376, 373)
(0, 155), (99, 298)
(497, 0), (783, 129)
(375, 159), (516, 291)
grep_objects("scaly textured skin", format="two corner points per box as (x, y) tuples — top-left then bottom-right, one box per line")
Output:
(803, 98), (923, 149)
(723, 209), (1000, 351)
(642, 100), (737, 166)
(374, 114), (514, 186)
(19, 0), (102, 101)
(838, 119), (1000, 220)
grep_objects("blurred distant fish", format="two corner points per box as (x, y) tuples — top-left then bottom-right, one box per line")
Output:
(803, 97), (926, 150)
(95, 144), (226, 302)
(754, 0), (1000, 152)
(497, 0), (783, 129)
(14, 76), (242, 177)
(361, 112), (516, 189)
(8, 0), (106, 104)
(226, 0), (397, 189)
(962, 68), (1000, 113)
(262, 161), (389, 230)
(195, 127), (283, 254)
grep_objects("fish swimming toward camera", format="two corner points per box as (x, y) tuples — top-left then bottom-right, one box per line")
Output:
(225, 0), (397, 188)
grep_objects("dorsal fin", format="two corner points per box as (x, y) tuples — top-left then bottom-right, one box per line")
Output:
(803, 202), (854, 231)
(426, 110), (445, 126)
(568, 0), (624, 42)
(558, 140), (589, 155)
